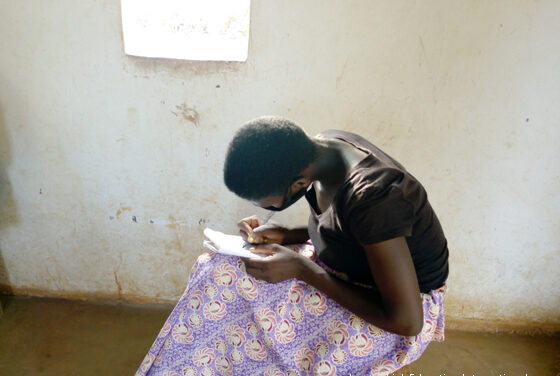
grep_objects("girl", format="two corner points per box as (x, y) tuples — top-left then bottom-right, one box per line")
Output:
(137, 116), (448, 376)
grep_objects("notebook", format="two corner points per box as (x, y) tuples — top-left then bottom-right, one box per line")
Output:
(203, 228), (266, 258)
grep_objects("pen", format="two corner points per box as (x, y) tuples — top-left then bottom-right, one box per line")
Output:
(247, 211), (275, 243)
(262, 210), (276, 225)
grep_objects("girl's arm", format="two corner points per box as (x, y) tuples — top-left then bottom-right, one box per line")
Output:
(303, 237), (423, 336)
(243, 237), (423, 336)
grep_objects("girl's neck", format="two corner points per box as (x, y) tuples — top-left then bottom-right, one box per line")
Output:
(309, 139), (349, 191)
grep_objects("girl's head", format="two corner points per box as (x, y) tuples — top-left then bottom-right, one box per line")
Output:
(223, 116), (317, 203)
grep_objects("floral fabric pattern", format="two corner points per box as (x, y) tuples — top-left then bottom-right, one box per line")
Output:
(137, 243), (447, 376)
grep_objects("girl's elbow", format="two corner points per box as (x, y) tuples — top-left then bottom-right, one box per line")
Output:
(393, 314), (424, 336)
(399, 320), (423, 336)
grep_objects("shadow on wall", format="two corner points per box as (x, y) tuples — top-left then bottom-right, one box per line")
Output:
(0, 104), (17, 294)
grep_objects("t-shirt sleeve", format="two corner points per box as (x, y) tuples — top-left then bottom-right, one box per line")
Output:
(343, 181), (415, 245)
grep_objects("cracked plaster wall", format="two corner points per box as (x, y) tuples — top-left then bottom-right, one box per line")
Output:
(0, 0), (559, 324)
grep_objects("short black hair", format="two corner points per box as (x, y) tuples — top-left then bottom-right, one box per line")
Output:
(223, 116), (317, 200)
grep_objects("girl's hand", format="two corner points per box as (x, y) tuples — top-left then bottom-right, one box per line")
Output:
(241, 244), (315, 283)
(237, 215), (289, 244)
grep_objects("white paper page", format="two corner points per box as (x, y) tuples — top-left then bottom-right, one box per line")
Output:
(121, 0), (250, 61)
(203, 228), (266, 258)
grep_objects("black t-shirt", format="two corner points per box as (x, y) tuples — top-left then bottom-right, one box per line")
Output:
(306, 130), (449, 293)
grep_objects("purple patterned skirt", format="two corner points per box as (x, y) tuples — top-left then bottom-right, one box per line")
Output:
(136, 243), (447, 376)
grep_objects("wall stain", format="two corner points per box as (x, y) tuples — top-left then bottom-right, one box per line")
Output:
(162, 214), (186, 257)
(113, 270), (122, 300)
(418, 36), (427, 66)
(123, 55), (243, 78)
(171, 104), (200, 127)
(335, 58), (349, 88)
(116, 206), (132, 219)
(165, 214), (179, 230)
(113, 253), (123, 300)
(127, 107), (139, 127)
(0, 105), (19, 231)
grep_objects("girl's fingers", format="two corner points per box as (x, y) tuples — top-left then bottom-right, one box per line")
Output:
(242, 221), (254, 234)
(253, 224), (272, 232)
(242, 247), (274, 263)
(248, 249), (271, 256)
(241, 258), (263, 272)
(238, 229), (249, 241)
(245, 215), (261, 228)
(251, 245), (276, 255)
(237, 216), (262, 242)
(244, 264), (266, 280)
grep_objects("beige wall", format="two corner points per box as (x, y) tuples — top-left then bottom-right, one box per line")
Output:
(0, 0), (558, 324)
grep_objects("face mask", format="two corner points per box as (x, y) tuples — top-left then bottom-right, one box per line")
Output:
(263, 183), (309, 211)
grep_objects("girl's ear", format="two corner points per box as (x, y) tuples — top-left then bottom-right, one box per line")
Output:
(292, 176), (312, 189)
(291, 166), (314, 189)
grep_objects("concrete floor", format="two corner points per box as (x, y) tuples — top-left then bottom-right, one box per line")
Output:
(0, 295), (558, 376)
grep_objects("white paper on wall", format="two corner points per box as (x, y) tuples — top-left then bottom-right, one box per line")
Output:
(121, 0), (250, 61)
